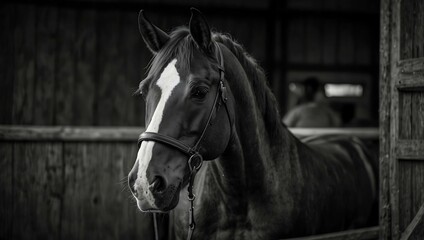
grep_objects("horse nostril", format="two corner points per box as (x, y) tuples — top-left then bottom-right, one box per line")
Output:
(151, 176), (167, 193)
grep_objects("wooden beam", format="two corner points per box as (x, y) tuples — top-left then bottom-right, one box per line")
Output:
(396, 76), (424, 91)
(0, 126), (379, 141)
(399, 57), (424, 74)
(290, 128), (379, 139)
(0, 125), (142, 141)
(282, 226), (380, 240)
(396, 140), (424, 160)
(400, 204), (424, 240)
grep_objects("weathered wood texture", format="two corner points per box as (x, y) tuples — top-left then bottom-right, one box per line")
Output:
(0, 125), (379, 142)
(379, 0), (392, 238)
(0, 1), (380, 125)
(381, 0), (424, 239)
(0, 125), (379, 240)
(0, 3), (269, 126)
(0, 141), (154, 240)
(399, 161), (424, 236)
(400, 0), (424, 60)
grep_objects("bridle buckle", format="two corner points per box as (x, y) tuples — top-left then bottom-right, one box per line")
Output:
(188, 153), (203, 172)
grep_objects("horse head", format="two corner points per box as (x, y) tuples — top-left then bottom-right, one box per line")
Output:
(128, 9), (234, 212)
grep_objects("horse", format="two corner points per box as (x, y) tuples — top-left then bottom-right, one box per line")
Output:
(127, 8), (378, 240)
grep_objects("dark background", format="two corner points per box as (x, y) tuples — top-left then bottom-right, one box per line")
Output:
(0, 0), (380, 128)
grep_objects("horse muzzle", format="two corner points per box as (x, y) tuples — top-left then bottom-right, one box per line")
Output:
(130, 174), (182, 212)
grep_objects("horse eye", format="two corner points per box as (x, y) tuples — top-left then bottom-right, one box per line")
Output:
(191, 87), (209, 99)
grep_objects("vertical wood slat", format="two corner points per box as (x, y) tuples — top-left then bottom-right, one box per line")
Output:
(399, 161), (413, 233)
(13, 5), (36, 125)
(399, 92), (412, 139)
(0, 140), (153, 240)
(389, 0), (401, 237)
(123, 12), (145, 126)
(61, 142), (155, 240)
(55, 9), (76, 125)
(33, 7), (58, 125)
(0, 4), (15, 124)
(73, 10), (97, 125)
(379, 0), (392, 239)
(12, 142), (63, 240)
(96, 11), (124, 126)
(0, 143), (13, 239)
(411, 92), (424, 139)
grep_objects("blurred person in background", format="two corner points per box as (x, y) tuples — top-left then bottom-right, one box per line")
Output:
(283, 77), (341, 128)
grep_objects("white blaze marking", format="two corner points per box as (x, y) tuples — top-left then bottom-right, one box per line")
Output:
(135, 59), (180, 207)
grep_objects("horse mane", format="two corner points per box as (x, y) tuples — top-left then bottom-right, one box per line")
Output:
(144, 26), (284, 140)
(213, 33), (284, 140)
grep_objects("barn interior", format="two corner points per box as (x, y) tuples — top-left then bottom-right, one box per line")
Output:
(0, 0), (385, 239)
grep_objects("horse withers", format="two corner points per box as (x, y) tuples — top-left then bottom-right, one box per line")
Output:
(127, 8), (378, 240)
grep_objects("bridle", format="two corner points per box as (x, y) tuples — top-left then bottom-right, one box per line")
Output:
(137, 43), (232, 240)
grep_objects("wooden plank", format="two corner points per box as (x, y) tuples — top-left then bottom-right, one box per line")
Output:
(12, 142), (63, 240)
(13, 4), (36, 124)
(61, 142), (152, 240)
(73, 9), (96, 125)
(399, 161), (414, 233)
(396, 76), (424, 91)
(61, 143), (97, 239)
(33, 6), (58, 125)
(289, 127), (379, 139)
(96, 11), (125, 126)
(411, 91), (424, 139)
(0, 126), (379, 141)
(55, 8), (76, 125)
(399, 92), (412, 139)
(400, 199), (424, 240)
(0, 143), (13, 239)
(0, 126), (142, 141)
(399, 0), (414, 60)
(0, 4), (15, 124)
(389, 0), (402, 238)
(399, 58), (424, 74)
(282, 226), (380, 240)
(122, 12), (144, 126)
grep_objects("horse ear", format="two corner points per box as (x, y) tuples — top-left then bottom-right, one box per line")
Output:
(189, 8), (212, 53)
(138, 10), (170, 53)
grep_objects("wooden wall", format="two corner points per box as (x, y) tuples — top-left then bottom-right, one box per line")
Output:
(380, 0), (424, 238)
(0, 126), (379, 240)
(0, 0), (380, 126)
(0, 2), (269, 126)
(0, 140), (158, 240)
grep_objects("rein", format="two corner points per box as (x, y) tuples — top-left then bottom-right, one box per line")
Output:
(137, 43), (231, 240)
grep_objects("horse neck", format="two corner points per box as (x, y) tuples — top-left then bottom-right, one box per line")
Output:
(204, 49), (304, 217)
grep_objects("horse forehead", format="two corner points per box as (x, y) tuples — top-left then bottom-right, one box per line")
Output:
(156, 59), (181, 90)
